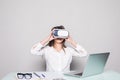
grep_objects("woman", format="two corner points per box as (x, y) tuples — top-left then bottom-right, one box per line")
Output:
(31, 25), (87, 72)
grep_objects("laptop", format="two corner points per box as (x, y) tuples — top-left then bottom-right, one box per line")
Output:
(64, 52), (110, 78)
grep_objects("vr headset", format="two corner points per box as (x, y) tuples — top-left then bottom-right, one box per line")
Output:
(52, 29), (69, 38)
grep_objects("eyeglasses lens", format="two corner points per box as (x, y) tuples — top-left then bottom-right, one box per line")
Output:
(17, 73), (24, 79)
(25, 73), (32, 79)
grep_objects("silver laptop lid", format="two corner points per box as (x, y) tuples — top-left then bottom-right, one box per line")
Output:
(82, 52), (110, 77)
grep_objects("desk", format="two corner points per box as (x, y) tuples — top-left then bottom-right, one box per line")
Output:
(2, 71), (120, 80)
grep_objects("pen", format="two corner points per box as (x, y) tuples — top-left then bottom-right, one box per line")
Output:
(33, 72), (41, 78)
(41, 74), (45, 78)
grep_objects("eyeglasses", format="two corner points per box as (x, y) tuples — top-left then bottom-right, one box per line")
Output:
(17, 73), (32, 79)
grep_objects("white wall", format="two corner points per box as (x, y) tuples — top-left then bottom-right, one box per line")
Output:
(0, 0), (120, 79)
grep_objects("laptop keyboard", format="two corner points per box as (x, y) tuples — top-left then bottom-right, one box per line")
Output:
(75, 73), (83, 76)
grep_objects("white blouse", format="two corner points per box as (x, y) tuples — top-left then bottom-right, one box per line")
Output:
(31, 43), (87, 72)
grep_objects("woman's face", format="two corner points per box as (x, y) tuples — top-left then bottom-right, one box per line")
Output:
(54, 38), (64, 44)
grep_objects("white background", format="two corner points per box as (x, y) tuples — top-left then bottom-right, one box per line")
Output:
(0, 0), (120, 79)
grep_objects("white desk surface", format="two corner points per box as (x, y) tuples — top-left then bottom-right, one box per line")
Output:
(2, 70), (120, 80)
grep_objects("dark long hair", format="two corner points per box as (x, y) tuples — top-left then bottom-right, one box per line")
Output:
(48, 25), (66, 48)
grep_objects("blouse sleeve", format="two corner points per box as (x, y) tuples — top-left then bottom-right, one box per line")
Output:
(72, 44), (88, 57)
(30, 42), (45, 55)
